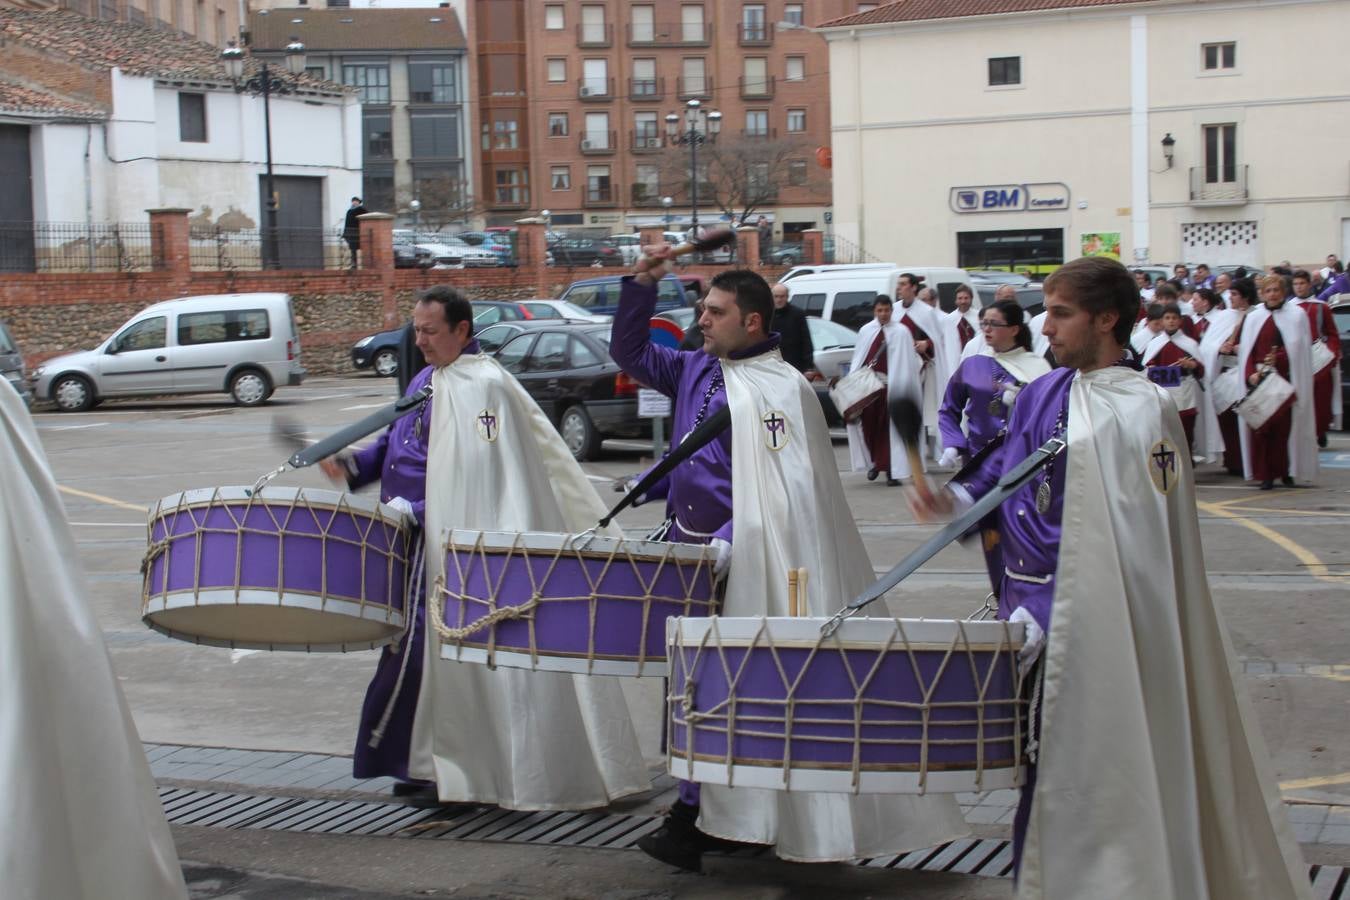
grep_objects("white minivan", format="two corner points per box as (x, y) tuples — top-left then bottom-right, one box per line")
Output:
(31, 292), (305, 411)
(785, 266), (979, 331)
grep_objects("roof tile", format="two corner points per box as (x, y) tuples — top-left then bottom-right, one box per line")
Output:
(0, 79), (107, 118)
(247, 7), (467, 52)
(819, 0), (1157, 28)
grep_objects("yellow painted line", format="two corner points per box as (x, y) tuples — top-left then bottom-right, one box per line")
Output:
(57, 484), (146, 513)
(1280, 772), (1350, 791)
(1198, 500), (1350, 586)
(1207, 505), (1350, 519)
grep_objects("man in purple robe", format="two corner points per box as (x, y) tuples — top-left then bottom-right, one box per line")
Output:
(321, 287), (479, 798)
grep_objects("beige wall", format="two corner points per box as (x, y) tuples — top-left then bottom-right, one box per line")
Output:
(827, 0), (1350, 268)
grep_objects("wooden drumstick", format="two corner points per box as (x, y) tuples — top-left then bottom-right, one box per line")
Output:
(889, 396), (935, 506)
(647, 228), (736, 262)
(795, 567), (809, 617)
(788, 568), (800, 618)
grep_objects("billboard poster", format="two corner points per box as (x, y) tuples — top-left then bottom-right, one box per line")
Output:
(1080, 232), (1121, 260)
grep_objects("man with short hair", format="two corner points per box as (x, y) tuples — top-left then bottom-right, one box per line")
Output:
(343, 196), (368, 262)
(614, 253), (963, 870)
(1291, 269), (1341, 446)
(1142, 302), (1207, 454)
(947, 283), (980, 352)
(912, 256), (1309, 898)
(1193, 262), (1216, 289)
(1173, 263), (1193, 290)
(1317, 261), (1350, 300)
(1214, 271), (1233, 307)
(770, 281), (815, 374)
(1131, 302), (1166, 356)
(1319, 254), (1340, 282)
(845, 295), (919, 486)
(1135, 269), (1155, 301)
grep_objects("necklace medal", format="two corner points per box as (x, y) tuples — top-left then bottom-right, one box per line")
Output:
(1035, 479), (1053, 515)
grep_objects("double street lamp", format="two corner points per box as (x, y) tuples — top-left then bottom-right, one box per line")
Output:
(665, 99), (720, 242)
(221, 38), (306, 268)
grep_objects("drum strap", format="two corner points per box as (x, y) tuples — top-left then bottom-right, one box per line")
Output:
(369, 533), (425, 750)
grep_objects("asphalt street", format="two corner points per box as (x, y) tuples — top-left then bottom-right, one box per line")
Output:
(28, 374), (1350, 897)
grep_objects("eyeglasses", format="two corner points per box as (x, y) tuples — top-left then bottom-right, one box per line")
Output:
(980, 321), (1012, 330)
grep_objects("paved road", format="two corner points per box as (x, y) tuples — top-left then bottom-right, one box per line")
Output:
(28, 375), (1350, 895)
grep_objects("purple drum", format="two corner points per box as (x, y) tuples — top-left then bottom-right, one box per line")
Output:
(437, 529), (718, 677)
(142, 487), (412, 652)
(667, 616), (1029, 794)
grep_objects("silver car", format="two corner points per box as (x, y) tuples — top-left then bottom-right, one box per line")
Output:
(0, 320), (31, 407)
(30, 292), (305, 411)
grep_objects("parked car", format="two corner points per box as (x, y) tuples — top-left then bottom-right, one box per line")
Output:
(437, 236), (500, 268)
(558, 273), (690, 317)
(491, 321), (648, 460)
(31, 292), (304, 411)
(549, 237), (622, 268)
(1332, 299), (1350, 428)
(351, 301), (534, 377)
(391, 235), (434, 269)
(392, 230), (463, 268)
(779, 262), (895, 283)
(471, 300), (534, 326)
(520, 299), (612, 323)
(786, 266), (979, 329)
(479, 233), (517, 266)
(609, 234), (642, 266)
(1, 319), (31, 407)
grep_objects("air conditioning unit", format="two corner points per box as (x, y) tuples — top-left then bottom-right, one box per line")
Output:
(581, 139), (594, 150)
(641, 137), (659, 149)
(580, 86), (593, 97)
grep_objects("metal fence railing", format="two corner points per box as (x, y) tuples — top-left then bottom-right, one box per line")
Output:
(0, 221), (164, 274)
(188, 226), (356, 272)
(828, 233), (884, 265)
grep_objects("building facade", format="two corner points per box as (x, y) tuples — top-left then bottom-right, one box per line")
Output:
(1, 0), (245, 47)
(821, 0), (1350, 271)
(465, 0), (869, 238)
(248, 7), (470, 223)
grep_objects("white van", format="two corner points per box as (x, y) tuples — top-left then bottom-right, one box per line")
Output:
(778, 262), (895, 283)
(785, 266), (979, 331)
(31, 292), (304, 411)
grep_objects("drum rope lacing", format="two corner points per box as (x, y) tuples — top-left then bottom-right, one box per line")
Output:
(669, 616), (1030, 794)
(428, 530), (718, 674)
(141, 487), (413, 651)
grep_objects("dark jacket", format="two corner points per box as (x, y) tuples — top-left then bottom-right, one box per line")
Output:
(343, 204), (369, 241)
(772, 303), (815, 372)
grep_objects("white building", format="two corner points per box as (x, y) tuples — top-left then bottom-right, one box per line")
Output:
(820, 0), (1350, 272)
(0, 8), (361, 241)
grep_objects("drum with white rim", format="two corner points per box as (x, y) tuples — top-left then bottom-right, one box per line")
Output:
(142, 486), (412, 651)
(667, 615), (1029, 794)
(434, 529), (718, 677)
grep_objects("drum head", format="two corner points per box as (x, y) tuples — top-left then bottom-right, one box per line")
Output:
(143, 591), (405, 652)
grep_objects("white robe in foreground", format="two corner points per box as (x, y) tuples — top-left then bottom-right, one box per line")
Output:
(699, 350), (967, 862)
(409, 353), (649, 809)
(844, 318), (922, 479)
(1194, 308), (1241, 460)
(0, 382), (187, 900)
(899, 301), (957, 459)
(1018, 366), (1309, 900)
(1235, 304), (1319, 484)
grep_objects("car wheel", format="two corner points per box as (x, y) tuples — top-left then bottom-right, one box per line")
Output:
(373, 349), (399, 378)
(52, 374), (95, 412)
(229, 369), (272, 406)
(560, 404), (601, 461)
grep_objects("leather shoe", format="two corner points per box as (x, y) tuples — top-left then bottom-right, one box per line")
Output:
(886, 478), (901, 487)
(866, 467), (880, 482)
(1281, 476), (1295, 487)
(1317, 434), (1328, 449)
(637, 801), (708, 873)
(1259, 480), (1274, 491)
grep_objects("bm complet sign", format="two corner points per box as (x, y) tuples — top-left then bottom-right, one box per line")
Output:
(950, 183), (1070, 213)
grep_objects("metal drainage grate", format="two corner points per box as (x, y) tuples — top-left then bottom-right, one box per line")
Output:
(158, 786), (1348, 893)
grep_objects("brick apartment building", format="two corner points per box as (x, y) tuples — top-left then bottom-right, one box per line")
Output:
(464, 0), (870, 242)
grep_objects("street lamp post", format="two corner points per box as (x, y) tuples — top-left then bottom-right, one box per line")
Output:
(221, 38), (306, 269)
(661, 195), (673, 229)
(409, 199), (422, 230)
(665, 99), (720, 246)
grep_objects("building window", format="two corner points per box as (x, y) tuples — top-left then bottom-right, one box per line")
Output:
(634, 163), (659, 202)
(413, 163), (467, 216)
(785, 56), (804, 82)
(492, 117), (519, 149)
(410, 110), (460, 158)
(548, 112), (569, 137)
(745, 109), (768, 136)
(680, 4), (704, 42)
(858, 2), (877, 10)
(178, 92), (206, 142)
(305, 65), (326, 80)
(1202, 42), (1236, 71)
(586, 165), (611, 202)
(583, 111), (610, 149)
(342, 63), (390, 103)
(580, 5), (606, 43)
(1203, 123), (1237, 183)
(783, 3), (803, 26)
(363, 109), (393, 158)
(631, 5), (654, 42)
(495, 168), (528, 205)
(544, 3), (563, 29)
(743, 56), (768, 93)
(363, 164), (395, 212)
(634, 111), (658, 140)
(551, 165), (571, 190)
(988, 56), (1021, 86)
(786, 108), (806, 132)
(682, 57), (706, 94)
(547, 58), (566, 82)
(632, 58), (657, 96)
(741, 4), (765, 41)
(788, 159), (807, 186)
(409, 60), (457, 103)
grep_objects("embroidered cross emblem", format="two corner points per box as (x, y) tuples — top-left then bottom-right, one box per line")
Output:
(761, 410), (789, 451)
(476, 409), (499, 442)
(1149, 439), (1178, 494)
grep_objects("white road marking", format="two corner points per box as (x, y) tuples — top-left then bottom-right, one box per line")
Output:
(39, 422), (109, 431)
(340, 402), (390, 411)
(68, 521), (144, 527)
(230, 649), (262, 663)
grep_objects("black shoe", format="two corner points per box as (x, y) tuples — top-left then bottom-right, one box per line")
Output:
(886, 478), (901, 487)
(1317, 434), (1328, 449)
(637, 801), (706, 873)
(866, 467), (879, 482)
(1260, 480), (1274, 491)
(391, 780), (434, 797)
(1281, 476), (1295, 487)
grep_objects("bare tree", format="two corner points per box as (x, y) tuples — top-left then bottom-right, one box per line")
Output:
(397, 174), (482, 231)
(659, 136), (822, 226)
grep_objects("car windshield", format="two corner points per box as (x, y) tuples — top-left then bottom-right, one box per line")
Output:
(557, 301), (595, 318)
(584, 327), (612, 349)
(807, 317), (858, 349)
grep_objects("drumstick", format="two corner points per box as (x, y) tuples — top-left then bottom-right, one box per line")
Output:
(889, 396), (935, 506)
(788, 568), (800, 618)
(272, 416), (310, 454)
(795, 568), (808, 617)
(647, 228), (736, 261)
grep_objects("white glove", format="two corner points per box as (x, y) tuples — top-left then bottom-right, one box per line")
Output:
(709, 538), (732, 579)
(938, 446), (962, 469)
(385, 496), (415, 521)
(1009, 607), (1045, 678)
(1002, 385), (1022, 408)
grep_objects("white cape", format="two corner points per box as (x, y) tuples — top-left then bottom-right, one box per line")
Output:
(0, 382), (187, 899)
(1142, 330), (1219, 460)
(1194, 308), (1240, 461)
(698, 350), (967, 862)
(844, 318), (922, 479)
(900, 301), (957, 458)
(1027, 310), (1051, 359)
(1017, 366), (1309, 900)
(1235, 305), (1319, 484)
(410, 353), (649, 809)
(1293, 297), (1344, 431)
(978, 344), (1051, 386)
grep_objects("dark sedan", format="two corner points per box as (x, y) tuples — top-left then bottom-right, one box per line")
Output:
(490, 321), (647, 460)
(351, 302), (533, 376)
(549, 238), (622, 268)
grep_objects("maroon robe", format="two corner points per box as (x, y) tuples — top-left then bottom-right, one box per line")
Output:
(1147, 336), (1204, 454)
(858, 330), (891, 474)
(1302, 300), (1341, 439)
(955, 316), (975, 350)
(1244, 316), (1293, 482)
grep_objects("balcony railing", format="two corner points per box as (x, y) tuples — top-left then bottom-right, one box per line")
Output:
(741, 127), (778, 141)
(578, 77), (615, 101)
(580, 131), (617, 154)
(631, 131), (664, 152)
(583, 185), (618, 207)
(626, 21), (712, 47)
(740, 75), (775, 99)
(631, 184), (665, 206)
(737, 22), (773, 45)
(628, 76), (664, 101)
(576, 22), (613, 47)
(1189, 165), (1248, 204)
(489, 190), (530, 210)
(677, 75), (713, 99)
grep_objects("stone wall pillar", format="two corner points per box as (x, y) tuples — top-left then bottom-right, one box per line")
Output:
(358, 212), (395, 271)
(801, 229), (824, 266)
(146, 208), (192, 276)
(736, 225), (760, 269)
(514, 217), (550, 295)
